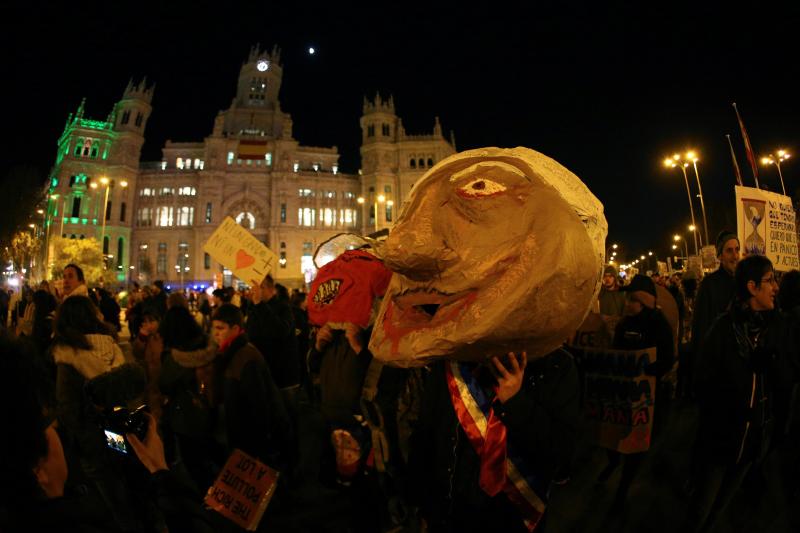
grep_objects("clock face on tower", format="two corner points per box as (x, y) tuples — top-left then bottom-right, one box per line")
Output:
(256, 60), (269, 72)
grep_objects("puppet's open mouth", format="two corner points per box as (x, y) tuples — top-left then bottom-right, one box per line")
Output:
(390, 288), (475, 326)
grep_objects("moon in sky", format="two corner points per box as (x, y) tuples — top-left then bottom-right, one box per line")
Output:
(308, 47), (315, 55)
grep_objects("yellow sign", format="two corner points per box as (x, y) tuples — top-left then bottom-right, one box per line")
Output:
(202, 217), (278, 286)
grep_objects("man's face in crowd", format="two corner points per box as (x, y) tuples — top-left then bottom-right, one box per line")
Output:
(212, 320), (240, 346)
(62, 267), (81, 295)
(624, 294), (644, 317)
(602, 273), (616, 289)
(720, 238), (741, 275)
(370, 148), (604, 366)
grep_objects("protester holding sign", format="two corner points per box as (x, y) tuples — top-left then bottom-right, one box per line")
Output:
(597, 274), (674, 515)
(686, 255), (796, 532)
(211, 304), (292, 474)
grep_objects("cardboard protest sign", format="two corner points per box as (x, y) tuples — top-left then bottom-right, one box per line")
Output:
(369, 147), (608, 367)
(204, 449), (279, 531)
(307, 249), (392, 329)
(571, 312), (613, 350)
(572, 347), (656, 454)
(735, 185), (799, 271)
(202, 217), (278, 285)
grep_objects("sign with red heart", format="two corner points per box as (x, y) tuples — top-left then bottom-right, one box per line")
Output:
(203, 217), (278, 286)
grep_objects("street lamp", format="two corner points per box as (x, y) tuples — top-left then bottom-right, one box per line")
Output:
(95, 178), (127, 259)
(664, 156), (701, 254)
(685, 151), (710, 247)
(673, 234), (689, 260)
(761, 149), (790, 195)
(357, 196), (366, 233)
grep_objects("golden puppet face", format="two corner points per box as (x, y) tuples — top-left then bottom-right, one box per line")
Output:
(369, 147), (607, 367)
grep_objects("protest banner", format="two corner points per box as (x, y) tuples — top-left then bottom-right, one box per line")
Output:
(571, 346), (656, 454)
(571, 312), (613, 350)
(202, 216), (279, 286)
(204, 449), (279, 531)
(735, 185), (799, 271)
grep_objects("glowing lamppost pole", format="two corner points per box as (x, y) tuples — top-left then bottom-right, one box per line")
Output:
(673, 234), (688, 261)
(685, 151), (710, 247)
(92, 178), (127, 267)
(357, 196), (366, 233)
(664, 155), (700, 254)
(761, 149), (790, 195)
(374, 194), (386, 232)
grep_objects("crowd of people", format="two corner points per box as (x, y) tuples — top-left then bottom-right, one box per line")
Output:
(1, 228), (800, 532)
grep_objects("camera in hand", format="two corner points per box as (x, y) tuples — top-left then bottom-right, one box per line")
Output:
(104, 405), (149, 454)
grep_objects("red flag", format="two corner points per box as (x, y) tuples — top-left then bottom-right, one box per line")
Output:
(733, 103), (760, 188)
(725, 134), (744, 186)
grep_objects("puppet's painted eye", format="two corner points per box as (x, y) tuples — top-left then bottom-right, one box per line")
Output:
(457, 178), (507, 198)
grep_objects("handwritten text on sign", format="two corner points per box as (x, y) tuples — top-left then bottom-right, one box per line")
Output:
(735, 185), (799, 271)
(572, 347), (657, 454)
(204, 449), (279, 531)
(203, 217), (279, 286)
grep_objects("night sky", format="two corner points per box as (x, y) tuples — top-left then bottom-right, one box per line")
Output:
(3, 1), (799, 264)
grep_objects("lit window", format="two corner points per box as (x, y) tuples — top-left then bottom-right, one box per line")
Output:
(312, 163), (320, 171)
(265, 152), (272, 166)
(298, 188), (314, 198)
(194, 158), (201, 169)
(298, 207), (315, 226)
(324, 191), (336, 199)
(235, 212), (255, 230)
(177, 206), (194, 226)
(177, 157), (184, 169)
(204, 253), (211, 270)
(199, 160), (204, 169)
(344, 192), (355, 199)
(160, 161), (167, 170)
(293, 162), (299, 173)
(178, 186), (196, 196)
(227, 152), (234, 165)
(332, 165), (338, 175)
(280, 203), (286, 223)
(156, 206), (174, 227)
(322, 208), (334, 227)
(205, 202), (212, 223)
(160, 187), (174, 196)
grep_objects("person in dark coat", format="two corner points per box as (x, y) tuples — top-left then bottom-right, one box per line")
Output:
(211, 304), (292, 471)
(684, 255), (795, 532)
(688, 231), (740, 388)
(97, 288), (121, 333)
(596, 274), (675, 513)
(245, 275), (300, 392)
(408, 349), (579, 532)
(149, 280), (168, 319)
(0, 333), (222, 533)
(158, 306), (222, 490)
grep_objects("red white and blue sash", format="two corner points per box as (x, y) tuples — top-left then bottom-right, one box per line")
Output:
(446, 360), (547, 532)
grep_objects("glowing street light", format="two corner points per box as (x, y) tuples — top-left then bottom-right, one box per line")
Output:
(664, 155), (700, 254)
(761, 149), (790, 195)
(684, 151), (710, 247)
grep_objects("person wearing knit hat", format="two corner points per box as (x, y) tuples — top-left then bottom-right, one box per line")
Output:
(597, 273), (675, 514)
(687, 230), (741, 399)
(599, 264), (626, 317)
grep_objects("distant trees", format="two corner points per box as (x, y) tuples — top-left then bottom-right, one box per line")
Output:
(50, 237), (116, 286)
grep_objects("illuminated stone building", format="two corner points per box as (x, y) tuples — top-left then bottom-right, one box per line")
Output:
(45, 46), (454, 288)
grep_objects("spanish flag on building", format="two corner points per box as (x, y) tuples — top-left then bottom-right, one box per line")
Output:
(238, 140), (269, 160)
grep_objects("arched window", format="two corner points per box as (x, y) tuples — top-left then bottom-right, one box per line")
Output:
(117, 237), (124, 265)
(74, 138), (83, 156)
(135, 112), (143, 127)
(418, 158), (425, 168)
(235, 212), (255, 229)
(367, 125), (375, 137)
(103, 236), (109, 254)
(90, 142), (99, 159)
(410, 158), (416, 169)
(176, 157), (184, 170)
(427, 158), (434, 167)
(120, 202), (126, 222)
(82, 139), (92, 157)
(121, 110), (130, 125)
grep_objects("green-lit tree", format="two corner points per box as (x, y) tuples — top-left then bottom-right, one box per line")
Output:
(50, 237), (111, 286)
(10, 230), (41, 278)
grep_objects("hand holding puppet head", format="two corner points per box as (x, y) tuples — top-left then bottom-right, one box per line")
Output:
(369, 147), (607, 366)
